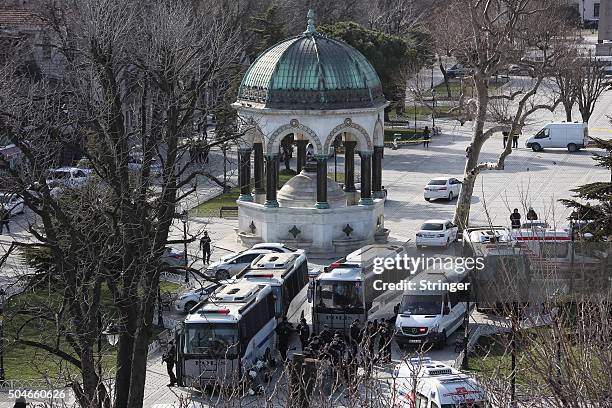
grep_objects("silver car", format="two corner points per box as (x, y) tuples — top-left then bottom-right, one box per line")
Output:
(174, 282), (220, 313)
(0, 193), (24, 216)
(206, 249), (274, 280)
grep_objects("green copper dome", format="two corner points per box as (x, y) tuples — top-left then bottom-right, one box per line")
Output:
(237, 15), (385, 110)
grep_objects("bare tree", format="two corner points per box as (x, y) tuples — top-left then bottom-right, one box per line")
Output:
(0, 0), (244, 406)
(575, 51), (611, 124)
(430, 0), (571, 228)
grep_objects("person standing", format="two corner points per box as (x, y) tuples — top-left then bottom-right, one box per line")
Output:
(423, 126), (430, 148)
(296, 317), (310, 351)
(162, 341), (178, 386)
(349, 318), (362, 356)
(510, 208), (522, 229)
(0, 207), (9, 234)
(512, 133), (519, 148)
(502, 131), (509, 148)
(527, 207), (538, 221)
(320, 324), (334, 345)
(199, 231), (211, 264)
(377, 318), (388, 363)
(276, 316), (294, 361)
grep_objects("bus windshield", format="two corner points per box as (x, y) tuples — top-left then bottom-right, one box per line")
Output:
(315, 280), (364, 313)
(184, 323), (239, 359)
(400, 294), (441, 315)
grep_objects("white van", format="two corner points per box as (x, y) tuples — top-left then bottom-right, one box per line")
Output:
(394, 265), (470, 349)
(525, 122), (588, 152)
(392, 358), (489, 408)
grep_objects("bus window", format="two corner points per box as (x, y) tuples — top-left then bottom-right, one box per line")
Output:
(184, 323), (238, 358)
(315, 281), (364, 313)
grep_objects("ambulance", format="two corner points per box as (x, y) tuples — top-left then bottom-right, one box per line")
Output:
(392, 358), (489, 408)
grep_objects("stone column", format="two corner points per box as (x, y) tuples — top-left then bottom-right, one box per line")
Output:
(265, 153), (279, 207)
(296, 139), (308, 173)
(359, 150), (373, 205)
(372, 146), (384, 198)
(315, 154), (329, 209)
(275, 153), (281, 190)
(252, 143), (265, 195)
(343, 141), (357, 192)
(238, 147), (252, 201)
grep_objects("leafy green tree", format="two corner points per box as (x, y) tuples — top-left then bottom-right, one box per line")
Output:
(319, 21), (427, 118)
(249, 3), (286, 56)
(560, 137), (612, 241)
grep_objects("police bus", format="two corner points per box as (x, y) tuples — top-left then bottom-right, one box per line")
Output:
(176, 281), (276, 388)
(311, 243), (410, 334)
(234, 252), (308, 318)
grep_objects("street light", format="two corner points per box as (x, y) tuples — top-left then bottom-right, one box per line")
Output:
(181, 209), (189, 283)
(102, 323), (120, 346)
(0, 288), (5, 383)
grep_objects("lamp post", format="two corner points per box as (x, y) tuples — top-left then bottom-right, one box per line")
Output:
(181, 209), (189, 283)
(432, 89), (436, 130)
(102, 323), (120, 347)
(157, 285), (164, 327)
(0, 288), (5, 383)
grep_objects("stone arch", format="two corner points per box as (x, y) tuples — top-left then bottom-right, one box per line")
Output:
(266, 119), (322, 154)
(240, 120), (265, 147)
(323, 118), (373, 153)
(373, 117), (384, 147)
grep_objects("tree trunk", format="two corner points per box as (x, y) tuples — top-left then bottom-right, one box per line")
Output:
(453, 76), (489, 229)
(564, 103), (573, 122)
(439, 58), (452, 98)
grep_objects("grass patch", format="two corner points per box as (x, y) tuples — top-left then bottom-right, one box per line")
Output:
(160, 281), (183, 295)
(191, 170), (346, 216)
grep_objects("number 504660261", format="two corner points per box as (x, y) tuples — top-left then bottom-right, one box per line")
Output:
(8, 389), (66, 399)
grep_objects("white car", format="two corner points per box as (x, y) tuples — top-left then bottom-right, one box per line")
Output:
(174, 282), (220, 313)
(206, 249), (275, 280)
(128, 155), (162, 177)
(0, 193), (24, 216)
(46, 167), (91, 190)
(423, 177), (462, 201)
(416, 219), (458, 248)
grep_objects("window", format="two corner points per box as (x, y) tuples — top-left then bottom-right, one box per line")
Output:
(235, 253), (259, 264)
(445, 221), (454, 229)
(415, 393), (428, 408)
(594, 3), (600, 18)
(431, 402), (440, 408)
(535, 128), (550, 139)
(422, 223), (444, 231)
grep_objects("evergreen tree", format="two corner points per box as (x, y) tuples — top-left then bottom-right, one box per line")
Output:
(249, 4), (286, 56)
(560, 137), (612, 241)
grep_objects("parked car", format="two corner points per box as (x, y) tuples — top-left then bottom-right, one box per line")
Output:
(525, 122), (588, 152)
(0, 193), (24, 216)
(174, 282), (220, 313)
(128, 155), (162, 176)
(423, 177), (462, 201)
(415, 219), (458, 248)
(160, 247), (186, 269)
(446, 64), (473, 78)
(45, 167), (91, 190)
(206, 249), (274, 280)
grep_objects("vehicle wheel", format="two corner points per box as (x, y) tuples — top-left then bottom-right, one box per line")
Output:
(424, 198), (431, 202)
(531, 143), (542, 152)
(416, 245), (422, 250)
(215, 269), (230, 280)
(437, 331), (447, 349)
(448, 192), (454, 201)
(567, 143), (578, 152)
(184, 301), (196, 313)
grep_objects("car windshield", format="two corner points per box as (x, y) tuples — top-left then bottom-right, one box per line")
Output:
(400, 294), (441, 315)
(184, 322), (239, 359)
(422, 223), (444, 231)
(48, 170), (71, 180)
(0, 194), (11, 204)
(428, 179), (447, 185)
(315, 280), (364, 313)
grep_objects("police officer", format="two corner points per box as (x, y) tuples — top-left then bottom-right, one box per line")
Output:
(199, 231), (211, 264)
(296, 317), (310, 351)
(349, 319), (362, 356)
(162, 341), (177, 386)
(276, 316), (294, 361)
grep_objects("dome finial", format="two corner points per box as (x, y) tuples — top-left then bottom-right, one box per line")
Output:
(305, 9), (316, 34)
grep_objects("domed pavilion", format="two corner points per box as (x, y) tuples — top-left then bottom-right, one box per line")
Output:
(233, 10), (389, 254)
